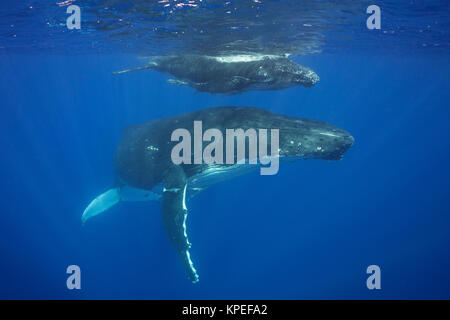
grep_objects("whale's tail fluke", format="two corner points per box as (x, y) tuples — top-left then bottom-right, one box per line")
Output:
(82, 186), (161, 224)
(82, 188), (120, 225)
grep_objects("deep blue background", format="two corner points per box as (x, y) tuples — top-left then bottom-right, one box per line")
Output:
(0, 53), (449, 299)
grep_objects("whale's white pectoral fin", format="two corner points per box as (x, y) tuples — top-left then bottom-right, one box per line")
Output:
(81, 188), (120, 225)
(162, 165), (199, 283)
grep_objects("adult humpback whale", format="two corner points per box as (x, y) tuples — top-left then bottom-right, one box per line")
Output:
(82, 106), (353, 282)
(113, 54), (319, 94)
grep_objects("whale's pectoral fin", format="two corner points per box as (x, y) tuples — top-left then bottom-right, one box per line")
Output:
(162, 165), (199, 283)
(167, 78), (189, 86)
(112, 62), (157, 74)
(82, 187), (120, 225)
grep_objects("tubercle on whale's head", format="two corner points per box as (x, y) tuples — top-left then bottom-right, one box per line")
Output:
(284, 63), (319, 88)
(278, 119), (354, 161)
(292, 68), (320, 87)
(262, 58), (319, 87)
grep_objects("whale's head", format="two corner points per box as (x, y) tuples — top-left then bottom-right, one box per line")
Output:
(257, 58), (319, 89)
(278, 117), (353, 161)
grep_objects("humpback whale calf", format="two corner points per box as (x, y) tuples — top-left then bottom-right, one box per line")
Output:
(113, 54), (319, 94)
(82, 106), (353, 282)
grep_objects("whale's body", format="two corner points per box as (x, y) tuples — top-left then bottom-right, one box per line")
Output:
(82, 106), (353, 282)
(114, 54), (319, 94)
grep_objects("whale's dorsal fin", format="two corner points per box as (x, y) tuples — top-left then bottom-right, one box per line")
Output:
(162, 165), (199, 283)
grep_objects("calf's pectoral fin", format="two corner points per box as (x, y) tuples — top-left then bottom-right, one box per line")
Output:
(167, 78), (189, 86)
(112, 62), (157, 74)
(162, 165), (199, 283)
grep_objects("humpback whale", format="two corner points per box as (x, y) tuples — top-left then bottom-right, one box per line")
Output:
(82, 106), (353, 282)
(113, 54), (319, 94)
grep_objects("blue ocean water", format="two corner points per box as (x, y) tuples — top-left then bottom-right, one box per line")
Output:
(0, 1), (449, 299)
